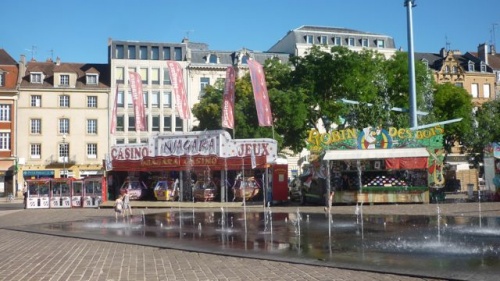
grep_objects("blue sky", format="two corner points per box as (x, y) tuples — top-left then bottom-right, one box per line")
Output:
(2, 0), (499, 63)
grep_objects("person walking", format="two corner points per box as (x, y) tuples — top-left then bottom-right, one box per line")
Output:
(114, 195), (124, 221)
(123, 189), (132, 217)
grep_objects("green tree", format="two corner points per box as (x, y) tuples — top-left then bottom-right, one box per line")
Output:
(192, 58), (309, 152)
(431, 83), (474, 152)
(467, 99), (500, 164)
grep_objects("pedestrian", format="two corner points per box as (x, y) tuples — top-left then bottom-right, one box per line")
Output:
(123, 189), (132, 216)
(23, 182), (28, 209)
(114, 195), (124, 220)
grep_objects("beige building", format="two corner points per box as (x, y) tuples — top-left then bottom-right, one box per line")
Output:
(416, 48), (496, 107)
(16, 56), (109, 186)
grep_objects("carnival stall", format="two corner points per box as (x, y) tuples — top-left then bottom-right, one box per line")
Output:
(106, 130), (284, 204)
(303, 125), (445, 204)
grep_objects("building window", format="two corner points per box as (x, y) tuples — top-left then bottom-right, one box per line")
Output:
(31, 95), (41, 107)
(140, 68), (148, 84)
(348, 38), (355, 46)
(174, 47), (182, 61)
(30, 72), (43, 83)
(0, 72), (4, 86)
(200, 77), (210, 96)
(86, 74), (98, 85)
(208, 54), (218, 64)
(151, 46), (159, 60)
(376, 40), (385, 48)
(60, 74), (69, 86)
(30, 143), (41, 159)
(481, 62), (487, 72)
(471, 83), (479, 98)
(87, 143), (97, 159)
(333, 37), (341, 46)
(421, 59), (429, 68)
(444, 65), (450, 73)
(0, 133), (10, 150)
(128, 45), (136, 59)
(59, 95), (70, 107)
(117, 91), (124, 107)
(87, 96), (97, 108)
(151, 68), (160, 85)
(306, 35), (314, 44)
(129, 139), (137, 144)
(175, 116), (183, 131)
(116, 139), (124, 144)
(152, 91), (160, 108)
(127, 91), (133, 108)
(163, 116), (172, 131)
(31, 119), (41, 134)
(452, 66), (458, 73)
(116, 45), (124, 59)
(163, 91), (171, 108)
(59, 118), (70, 134)
(241, 55), (248, 64)
(143, 91), (149, 108)
(140, 46), (148, 59)
(152, 116), (160, 131)
(484, 84), (491, 98)
(116, 116), (124, 131)
(320, 36), (328, 45)
(468, 61), (475, 72)
(163, 68), (171, 85)
(59, 142), (69, 160)
(87, 119), (97, 134)
(163, 47), (171, 60)
(128, 116), (136, 131)
(362, 38), (369, 47)
(455, 82), (463, 88)
(0, 104), (11, 121)
(115, 67), (124, 83)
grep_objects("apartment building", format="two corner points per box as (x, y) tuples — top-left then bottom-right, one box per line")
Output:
(0, 49), (18, 195)
(108, 39), (288, 147)
(108, 39), (189, 148)
(469, 43), (500, 99)
(268, 25), (397, 59)
(416, 48), (496, 107)
(17, 56), (110, 186)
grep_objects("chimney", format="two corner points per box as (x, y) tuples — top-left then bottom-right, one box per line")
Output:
(478, 43), (488, 65)
(56, 57), (61, 65)
(491, 45), (496, 55)
(439, 47), (447, 57)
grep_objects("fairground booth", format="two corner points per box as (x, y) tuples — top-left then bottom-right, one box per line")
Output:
(25, 176), (106, 209)
(303, 125), (445, 204)
(106, 130), (288, 205)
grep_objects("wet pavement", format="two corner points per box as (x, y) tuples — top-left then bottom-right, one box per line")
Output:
(1, 198), (499, 281)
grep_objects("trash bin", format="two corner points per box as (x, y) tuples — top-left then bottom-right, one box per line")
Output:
(467, 184), (474, 200)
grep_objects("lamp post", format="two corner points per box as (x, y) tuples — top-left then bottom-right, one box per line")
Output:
(404, 0), (418, 129)
(62, 134), (66, 178)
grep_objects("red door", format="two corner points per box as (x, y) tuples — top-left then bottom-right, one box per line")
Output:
(272, 164), (288, 202)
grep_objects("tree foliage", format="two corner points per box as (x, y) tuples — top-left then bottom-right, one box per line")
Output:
(192, 46), (474, 155)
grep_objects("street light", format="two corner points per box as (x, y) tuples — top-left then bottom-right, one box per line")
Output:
(62, 134), (66, 178)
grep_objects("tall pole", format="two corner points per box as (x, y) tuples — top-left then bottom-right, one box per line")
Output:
(405, 0), (418, 129)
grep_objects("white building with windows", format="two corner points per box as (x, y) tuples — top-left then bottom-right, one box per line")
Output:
(108, 38), (288, 148)
(268, 25), (397, 59)
(108, 39), (190, 148)
(16, 56), (109, 184)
